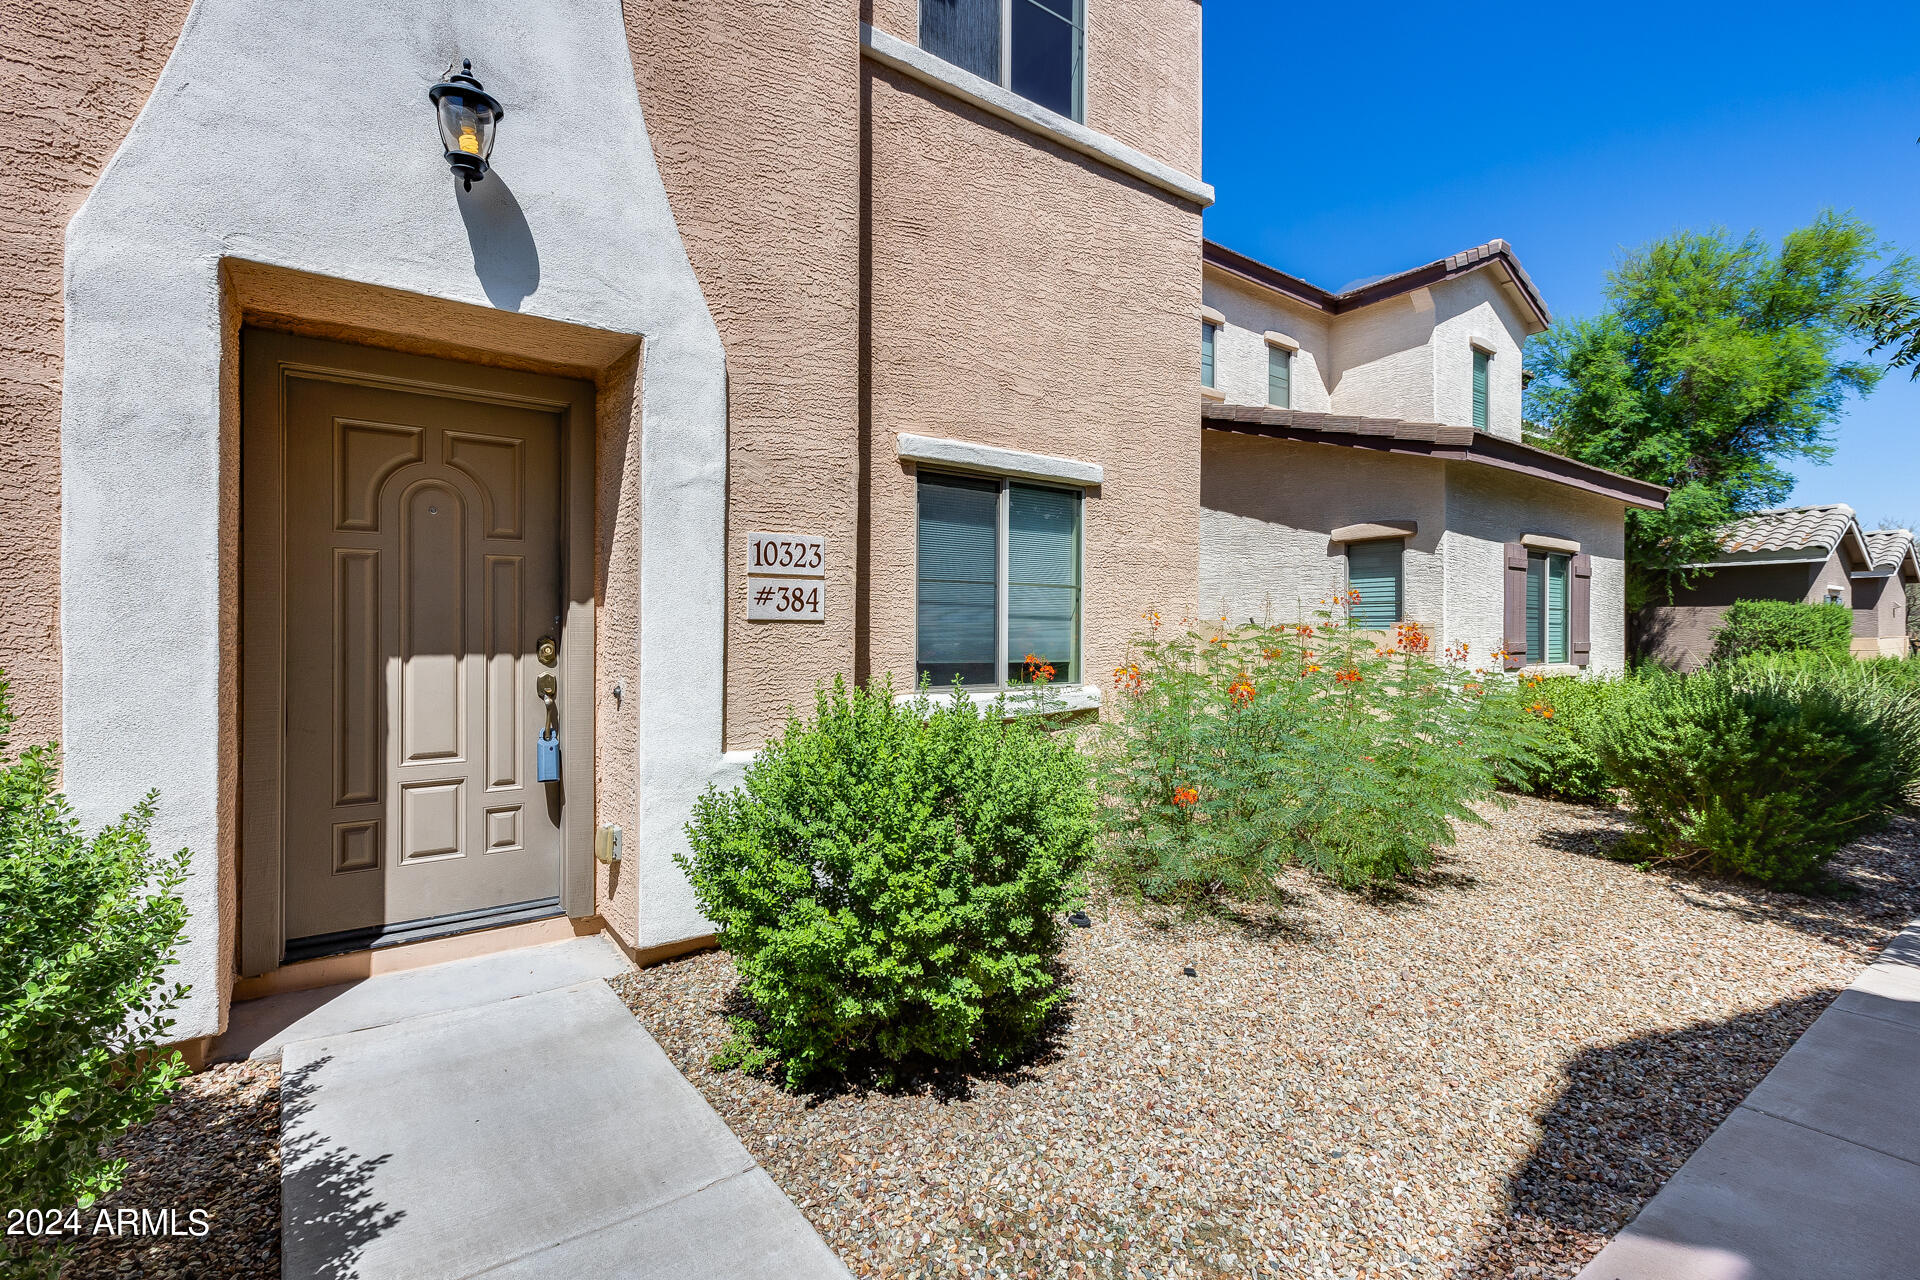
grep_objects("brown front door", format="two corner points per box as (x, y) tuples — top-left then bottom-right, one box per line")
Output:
(279, 370), (566, 946)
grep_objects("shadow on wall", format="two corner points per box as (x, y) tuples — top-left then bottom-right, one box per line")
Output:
(455, 173), (540, 310)
(1463, 990), (1841, 1277)
(280, 1055), (405, 1280)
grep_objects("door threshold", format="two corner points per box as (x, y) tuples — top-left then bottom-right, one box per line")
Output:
(237, 909), (599, 1002)
(285, 897), (564, 965)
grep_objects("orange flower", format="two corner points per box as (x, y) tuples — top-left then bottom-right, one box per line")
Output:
(1295, 624), (1315, 638)
(1464, 680), (1484, 696)
(1304, 663), (1323, 674)
(1228, 675), (1256, 707)
(1143, 609), (1163, 629)
(1261, 647), (1285, 661)
(1023, 653), (1056, 684)
(1528, 701), (1555, 719)
(1334, 668), (1363, 685)
(1393, 620), (1431, 655)
(1112, 662), (1143, 694)
(1172, 785), (1200, 808)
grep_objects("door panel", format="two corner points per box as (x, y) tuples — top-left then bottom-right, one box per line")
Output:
(282, 377), (564, 943)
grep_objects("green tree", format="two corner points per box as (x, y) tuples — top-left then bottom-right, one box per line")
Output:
(1524, 213), (1913, 615)
(1849, 284), (1920, 378)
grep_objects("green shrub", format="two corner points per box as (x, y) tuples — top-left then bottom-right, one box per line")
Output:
(1592, 666), (1900, 888)
(1, 676), (191, 1279)
(1508, 674), (1636, 804)
(1709, 598), (1853, 665)
(1723, 652), (1920, 809)
(1094, 609), (1545, 904)
(679, 677), (1094, 1088)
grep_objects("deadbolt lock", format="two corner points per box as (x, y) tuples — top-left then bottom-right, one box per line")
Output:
(536, 635), (558, 667)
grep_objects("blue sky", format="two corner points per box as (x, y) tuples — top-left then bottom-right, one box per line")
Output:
(1200, 0), (1920, 528)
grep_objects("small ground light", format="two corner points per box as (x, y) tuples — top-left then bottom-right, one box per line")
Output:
(1068, 910), (1092, 928)
(1182, 965), (1197, 977)
(429, 59), (505, 191)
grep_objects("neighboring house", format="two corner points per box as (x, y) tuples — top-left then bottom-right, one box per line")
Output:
(3, 0), (1208, 1050)
(1197, 240), (1667, 674)
(1641, 505), (1919, 669)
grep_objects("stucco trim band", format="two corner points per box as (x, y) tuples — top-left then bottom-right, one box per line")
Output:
(897, 432), (1103, 486)
(1330, 521), (1417, 544)
(1520, 533), (1582, 554)
(860, 24), (1215, 207)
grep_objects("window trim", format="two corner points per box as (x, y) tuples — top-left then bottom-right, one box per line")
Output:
(1201, 319), (1218, 389)
(914, 468), (1087, 694)
(1267, 343), (1292, 409)
(919, 0), (1086, 123)
(1471, 346), (1491, 431)
(1345, 537), (1405, 628)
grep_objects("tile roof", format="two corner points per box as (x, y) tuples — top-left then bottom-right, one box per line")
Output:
(1864, 528), (1918, 575)
(1203, 239), (1553, 333)
(1200, 403), (1668, 510)
(1715, 504), (1860, 556)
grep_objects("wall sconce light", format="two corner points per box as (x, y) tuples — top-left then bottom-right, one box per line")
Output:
(428, 59), (504, 191)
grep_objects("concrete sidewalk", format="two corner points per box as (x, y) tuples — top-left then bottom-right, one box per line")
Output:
(226, 937), (850, 1280)
(1578, 920), (1920, 1280)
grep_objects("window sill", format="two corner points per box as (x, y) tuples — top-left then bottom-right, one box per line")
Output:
(1201, 386), (1226, 402)
(897, 683), (1103, 719)
(1521, 663), (1584, 677)
(859, 24), (1214, 208)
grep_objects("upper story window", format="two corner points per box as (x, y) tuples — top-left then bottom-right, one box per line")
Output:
(1471, 348), (1491, 431)
(922, 0), (1086, 122)
(1200, 321), (1217, 388)
(1267, 345), (1292, 408)
(917, 472), (1083, 688)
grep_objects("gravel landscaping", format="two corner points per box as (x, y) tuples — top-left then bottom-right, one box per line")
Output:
(611, 796), (1920, 1280)
(54, 1059), (281, 1280)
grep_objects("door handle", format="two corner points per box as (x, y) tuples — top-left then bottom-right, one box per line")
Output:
(536, 674), (561, 782)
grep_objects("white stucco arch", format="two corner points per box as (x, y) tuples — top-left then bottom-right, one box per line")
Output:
(61, 0), (727, 1037)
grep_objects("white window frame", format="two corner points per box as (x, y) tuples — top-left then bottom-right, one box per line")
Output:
(913, 470), (1087, 694)
(999, 0), (1086, 123)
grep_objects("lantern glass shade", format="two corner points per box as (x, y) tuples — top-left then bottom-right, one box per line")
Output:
(435, 92), (497, 162)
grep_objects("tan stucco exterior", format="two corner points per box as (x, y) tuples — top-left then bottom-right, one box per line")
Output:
(864, 61), (1202, 693)
(1642, 547), (1868, 671)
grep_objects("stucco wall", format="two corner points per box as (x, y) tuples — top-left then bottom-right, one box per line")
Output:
(1199, 433), (1445, 627)
(1640, 554), (1854, 671)
(0, 0), (194, 749)
(1440, 464), (1629, 674)
(866, 64), (1201, 695)
(1324, 271), (1531, 441)
(1428, 272), (1528, 442)
(1201, 270), (1333, 411)
(1198, 435), (1631, 673)
(862, 0), (1201, 174)
(61, 0), (731, 1035)
(626, 1), (862, 751)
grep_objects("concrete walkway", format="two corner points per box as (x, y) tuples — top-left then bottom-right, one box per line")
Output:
(217, 937), (850, 1280)
(1578, 920), (1920, 1280)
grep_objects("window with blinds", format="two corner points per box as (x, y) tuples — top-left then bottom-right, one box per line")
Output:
(922, 0), (1085, 122)
(1201, 321), (1217, 388)
(916, 474), (1082, 688)
(1472, 348), (1490, 431)
(1526, 552), (1570, 664)
(1346, 540), (1403, 629)
(1267, 346), (1292, 408)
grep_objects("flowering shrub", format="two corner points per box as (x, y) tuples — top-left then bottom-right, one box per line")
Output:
(679, 677), (1094, 1087)
(1094, 604), (1544, 901)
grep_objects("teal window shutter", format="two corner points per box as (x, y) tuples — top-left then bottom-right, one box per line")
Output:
(1007, 484), (1081, 683)
(1525, 551), (1570, 664)
(1346, 540), (1403, 629)
(1201, 322), (1217, 388)
(917, 474), (1000, 685)
(1472, 349), (1490, 431)
(1267, 346), (1292, 408)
